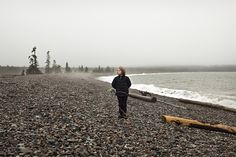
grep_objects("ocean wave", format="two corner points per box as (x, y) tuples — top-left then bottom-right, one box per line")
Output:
(97, 75), (115, 83)
(97, 75), (236, 109)
(131, 84), (236, 109)
(97, 73), (172, 81)
(97, 72), (181, 81)
(127, 73), (158, 77)
(126, 72), (193, 77)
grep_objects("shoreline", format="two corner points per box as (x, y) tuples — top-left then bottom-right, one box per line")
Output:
(95, 75), (236, 124)
(0, 74), (235, 156)
(97, 72), (236, 111)
(98, 75), (236, 113)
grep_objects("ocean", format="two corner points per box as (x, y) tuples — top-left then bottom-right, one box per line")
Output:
(98, 72), (236, 109)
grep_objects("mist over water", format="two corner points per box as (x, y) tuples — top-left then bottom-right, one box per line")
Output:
(98, 72), (236, 109)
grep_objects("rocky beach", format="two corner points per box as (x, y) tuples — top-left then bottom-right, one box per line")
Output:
(0, 74), (236, 157)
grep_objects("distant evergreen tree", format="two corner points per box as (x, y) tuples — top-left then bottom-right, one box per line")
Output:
(81, 65), (84, 72)
(65, 62), (72, 73)
(52, 60), (62, 73)
(84, 66), (88, 72)
(105, 66), (112, 72)
(100, 67), (104, 73)
(98, 65), (101, 72)
(55, 65), (62, 73)
(78, 66), (82, 72)
(45, 51), (51, 74)
(26, 46), (42, 74)
(92, 66), (114, 73)
(52, 60), (57, 72)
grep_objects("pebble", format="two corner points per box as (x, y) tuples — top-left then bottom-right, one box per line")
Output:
(19, 146), (32, 154)
(0, 74), (235, 156)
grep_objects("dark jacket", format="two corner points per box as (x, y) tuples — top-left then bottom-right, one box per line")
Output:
(112, 75), (131, 97)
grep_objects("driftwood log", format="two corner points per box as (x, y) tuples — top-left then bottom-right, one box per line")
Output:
(179, 99), (236, 113)
(162, 115), (236, 135)
(129, 93), (157, 103)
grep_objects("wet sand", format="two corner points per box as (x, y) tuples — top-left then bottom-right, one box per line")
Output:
(0, 74), (235, 156)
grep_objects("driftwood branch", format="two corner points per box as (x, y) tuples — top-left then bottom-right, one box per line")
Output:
(162, 115), (236, 135)
(128, 93), (157, 103)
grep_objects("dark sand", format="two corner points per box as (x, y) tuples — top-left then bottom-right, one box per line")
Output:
(0, 74), (235, 156)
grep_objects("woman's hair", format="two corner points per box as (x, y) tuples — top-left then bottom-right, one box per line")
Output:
(118, 66), (126, 76)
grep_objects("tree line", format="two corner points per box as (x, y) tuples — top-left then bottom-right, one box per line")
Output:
(25, 46), (114, 75)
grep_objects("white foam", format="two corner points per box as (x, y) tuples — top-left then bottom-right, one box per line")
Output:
(97, 75), (236, 109)
(97, 73), (159, 82)
(127, 72), (187, 77)
(97, 75), (115, 83)
(127, 73), (158, 77)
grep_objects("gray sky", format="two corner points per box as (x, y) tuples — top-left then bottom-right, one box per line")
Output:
(0, 0), (235, 67)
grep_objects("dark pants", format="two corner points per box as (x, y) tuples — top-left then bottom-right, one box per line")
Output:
(117, 96), (128, 116)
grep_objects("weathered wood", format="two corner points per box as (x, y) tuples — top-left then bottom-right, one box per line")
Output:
(0, 81), (16, 84)
(179, 99), (236, 113)
(128, 93), (157, 103)
(162, 115), (236, 135)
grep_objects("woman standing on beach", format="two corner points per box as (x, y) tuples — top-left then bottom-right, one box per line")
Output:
(112, 67), (132, 119)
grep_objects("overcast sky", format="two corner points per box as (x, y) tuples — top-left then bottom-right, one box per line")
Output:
(0, 0), (235, 67)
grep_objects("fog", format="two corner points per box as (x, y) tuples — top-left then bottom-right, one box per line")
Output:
(0, 0), (235, 67)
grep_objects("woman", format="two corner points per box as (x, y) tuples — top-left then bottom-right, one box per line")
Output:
(112, 67), (131, 118)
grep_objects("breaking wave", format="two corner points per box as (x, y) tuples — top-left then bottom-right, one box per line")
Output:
(97, 74), (236, 109)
